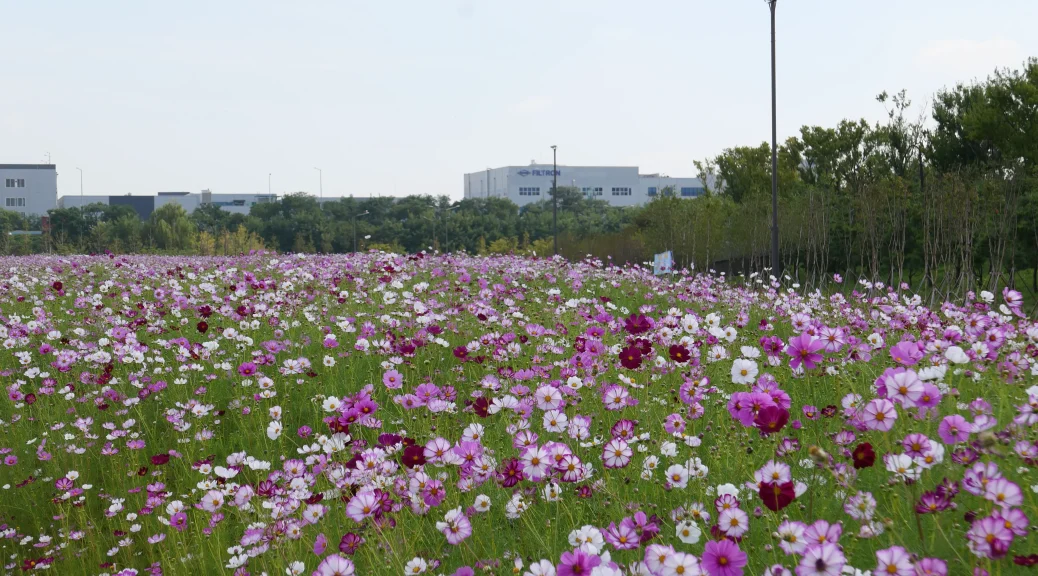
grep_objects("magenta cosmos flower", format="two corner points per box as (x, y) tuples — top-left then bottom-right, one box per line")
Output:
(937, 414), (972, 444)
(701, 539), (747, 576)
(784, 334), (825, 370)
(558, 548), (601, 576)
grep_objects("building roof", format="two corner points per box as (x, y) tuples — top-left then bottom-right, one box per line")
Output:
(0, 164), (56, 170)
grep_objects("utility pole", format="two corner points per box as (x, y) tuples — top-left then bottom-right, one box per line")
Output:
(314, 167), (322, 199)
(76, 167), (83, 196)
(768, 0), (781, 278)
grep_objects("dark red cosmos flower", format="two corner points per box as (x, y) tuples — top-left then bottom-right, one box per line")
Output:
(52, 281), (63, 292)
(25, 393), (36, 405)
(1014, 554), (1038, 566)
(759, 481), (796, 511)
(669, 345), (690, 363)
(753, 406), (789, 435)
(498, 458), (523, 488)
(150, 454), (170, 466)
(472, 397), (490, 418)
(852, 443), (876, 469)
(401, 445), (426, 468)
(619, 346), (643, 370)
(453, 346), (469, 361)
(196, 321), (208, 334)
(377, 433), (402, 447)
(339, 532), (365, 555)
(624, 314), (651, 335)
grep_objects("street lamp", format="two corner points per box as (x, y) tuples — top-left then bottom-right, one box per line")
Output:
(76, 167), (83, 196)
(313, 167), (322, 199)
(353, 210), (370, 253)
(268, 173), (272, 196)
(767, 0), (781, 277)
(551, 145), (558, 256)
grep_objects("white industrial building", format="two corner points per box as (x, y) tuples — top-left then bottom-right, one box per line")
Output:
(1, 164), (58, 216)
(463, 164), (708, 207)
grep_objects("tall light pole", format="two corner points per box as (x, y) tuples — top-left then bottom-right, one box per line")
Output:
(314, 167), (323, 199)
(353, 210), (369, 253)
(768, 0), (781, 277)
(76, 167), (83, 196)
(45, 152), (51, 164)
(551, 145), (558, 256)
(486, 168), (491, 200)
(268, 173), (272, 196)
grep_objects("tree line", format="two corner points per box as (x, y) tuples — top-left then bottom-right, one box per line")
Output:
(2, 59), (1037, 304)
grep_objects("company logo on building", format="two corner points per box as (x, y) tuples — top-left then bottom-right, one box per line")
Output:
(517, 169), (530, 176)
(517, 169), (559, 177)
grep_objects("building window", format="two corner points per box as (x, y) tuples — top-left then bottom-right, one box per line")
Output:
(5, 178), (25, 188)
(681, 187), (705, 197)
(647, 187), (657, 196)
(611, 187), (631, 196)
(5, 197), (26, 207)
(519, 187), (541, 196)
(232, 199), (246, 206)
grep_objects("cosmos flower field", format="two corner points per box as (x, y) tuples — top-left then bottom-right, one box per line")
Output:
(1, 253), (1037, 576)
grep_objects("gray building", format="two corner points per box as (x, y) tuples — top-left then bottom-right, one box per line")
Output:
(1, 164), (58, 216)
(60, 190), (279, 219)
(464, 164), (708, 208)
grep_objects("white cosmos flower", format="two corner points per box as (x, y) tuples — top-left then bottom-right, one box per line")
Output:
(740, 346), (761, 359)
(675, 520), (701, 544)
(945, 346), (969, 364)
(730, 359), (758, 385)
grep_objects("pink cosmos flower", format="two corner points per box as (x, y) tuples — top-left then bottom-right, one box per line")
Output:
(966, 515), (1013, 559)
(888, 341), (922, 366)
(602, 438), (632, 469)
(701, 539), (746, 576)
(861, 398), (897, 432)
(345, 490), (379, 523)
(884, 369), (923, 407)
(984, 477), (1023, 508)
(875, 546), (913, 576)
(784, 334), (825, 371)
(557, 548), (601, 576)
(937, 414), (971, 444)
(795, 543), (844, 575)
(382, 370), (403, 389)
(436, 507), (473, 545)
(718, 508), (750, 538)
(317, 555), (356, 576)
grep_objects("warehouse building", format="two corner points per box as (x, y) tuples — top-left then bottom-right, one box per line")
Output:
(463, 164), (708, 207)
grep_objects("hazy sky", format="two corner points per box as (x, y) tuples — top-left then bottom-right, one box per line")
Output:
(2, 1), (1036, 200)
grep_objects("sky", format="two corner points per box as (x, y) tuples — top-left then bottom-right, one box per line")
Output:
(2, 0), (1036, 200)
